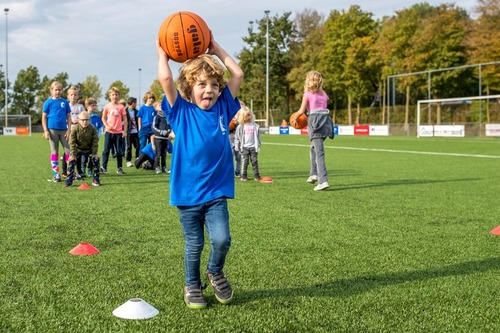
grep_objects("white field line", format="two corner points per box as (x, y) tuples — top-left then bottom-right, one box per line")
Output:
(264, 142), (500, 159)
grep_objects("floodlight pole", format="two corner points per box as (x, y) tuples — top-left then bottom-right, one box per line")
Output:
(265, 10), (270, 128)
(4, 8), (8, 127)
(138, 68), (142, 106)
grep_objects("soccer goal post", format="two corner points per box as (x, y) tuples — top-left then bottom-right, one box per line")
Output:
(0, 115), (32, 136)
(417, 95), (500, 138)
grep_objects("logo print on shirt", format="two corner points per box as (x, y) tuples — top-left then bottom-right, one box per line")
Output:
(219, 115), (226, 135)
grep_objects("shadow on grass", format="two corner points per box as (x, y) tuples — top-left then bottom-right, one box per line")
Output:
(335, 177), (481, 191)
(236, 257), (500, 303)
(266, 169), (361, 180)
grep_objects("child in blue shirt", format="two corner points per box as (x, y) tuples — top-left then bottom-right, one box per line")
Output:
(41, 81), (72, 182)
(134, 140), (156, 170)
(86, 98), (104, 138)
(157, 33), (243, 309)
(137, 91), (157, 151)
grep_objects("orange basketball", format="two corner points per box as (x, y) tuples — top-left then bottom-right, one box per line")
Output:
(289, 112), (308, 129)
(158, 11), (211, 63)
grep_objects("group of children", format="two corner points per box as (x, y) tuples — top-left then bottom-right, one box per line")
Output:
(42, 84), (175, 187)
(41, 29), (332, 310)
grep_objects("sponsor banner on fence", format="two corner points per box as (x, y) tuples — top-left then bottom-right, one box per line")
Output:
(338, 126), (354, 136)
(354, 125), (370, 136)
(433, 125), (465, 137)
(16, 127), (30, 135)
(269, 126), (280, 135)
(485, 124), (500, 137)
(333, 125), (339, 136)
(419, 125), (434, 137)
(279, 126), (289, 135)
(1, 126), (30, 136)
(369, 125), (389, 136)
(3, 127), (18, 136)
(270, 126), (306, 135)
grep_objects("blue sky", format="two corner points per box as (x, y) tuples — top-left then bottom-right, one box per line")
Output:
(2, 0), (477, 104)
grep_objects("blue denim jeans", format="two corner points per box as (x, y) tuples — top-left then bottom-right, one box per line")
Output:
(178, 198), (231, 286)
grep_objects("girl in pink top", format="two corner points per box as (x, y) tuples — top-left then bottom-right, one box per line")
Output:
(101, 87), (128, 174)
(291, 71), (334, 191)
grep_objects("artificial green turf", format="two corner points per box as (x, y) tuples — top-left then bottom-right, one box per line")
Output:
(1, 134), (499, 332)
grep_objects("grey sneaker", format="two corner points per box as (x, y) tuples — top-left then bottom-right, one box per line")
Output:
(54, 174), (61, 182)
(207, 272), (233, 304)
(99, 167), (107, 174)
(184, 285), (207, 309)
(117, 167), (124, 175)
(306, 175), (318, 183)
(155, 167), (162, 174)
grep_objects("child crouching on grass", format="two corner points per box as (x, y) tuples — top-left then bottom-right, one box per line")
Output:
(157, 31), (243, 309)
(65, 111), (101, 187)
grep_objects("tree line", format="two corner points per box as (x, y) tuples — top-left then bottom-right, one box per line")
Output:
(0, 0), (498, 126)
(238, 0), (499, 125)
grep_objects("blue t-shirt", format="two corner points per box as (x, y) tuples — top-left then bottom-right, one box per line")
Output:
(42, 98), (71, 130)
(162, 87), (240, 206)
(89, 113), (104, 137)
(137, 105), (157, 130)
(141, 143), (156, 160)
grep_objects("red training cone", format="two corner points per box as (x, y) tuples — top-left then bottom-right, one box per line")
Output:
(490, 226), (500, 236)
(69, 242), (100, 256)
(259, 176), (273, 183)
(78, 183), (91, 190)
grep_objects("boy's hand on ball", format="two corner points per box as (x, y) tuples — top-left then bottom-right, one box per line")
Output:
(156, 39), (168, 60)
(207, 31), (220, 55)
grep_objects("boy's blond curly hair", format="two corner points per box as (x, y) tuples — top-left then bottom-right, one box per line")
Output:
(177, 54), (227, 101)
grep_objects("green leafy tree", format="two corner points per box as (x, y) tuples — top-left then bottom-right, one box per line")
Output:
(467, 0), (500, 123)
(238, 12), (298, 124)
(345, 35), (381, 124)
(79, 75), (103, 104)
(409, 4), (471, 98)
(375, 3), (471, 126)
(11, 66), (41, 115)
(35, 72), (69, 113)
(318, 5), (377, 124)
(0, 67), (6, 112)
(287, 9), (325, 115)
(150, 79), (164, 102)
(467, 0), (500, 93)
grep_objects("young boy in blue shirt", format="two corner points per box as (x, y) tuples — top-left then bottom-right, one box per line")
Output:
(84, 97), (103, 177)
(157, 33), (243, 309)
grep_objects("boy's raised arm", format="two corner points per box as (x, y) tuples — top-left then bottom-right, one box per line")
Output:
(208, 36), (243, 99)
(157, 39), (178, 107)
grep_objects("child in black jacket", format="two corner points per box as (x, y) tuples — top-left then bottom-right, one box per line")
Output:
(152, 101), (174, 174)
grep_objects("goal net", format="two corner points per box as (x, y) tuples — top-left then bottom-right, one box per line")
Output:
(417, 95), (500, 138)
(0, 115), (32, 136)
